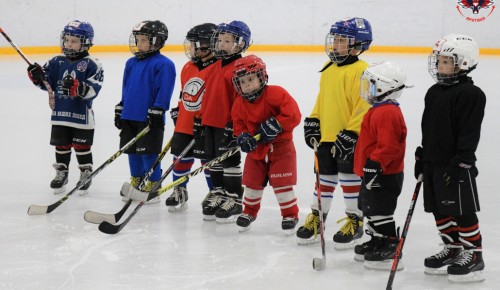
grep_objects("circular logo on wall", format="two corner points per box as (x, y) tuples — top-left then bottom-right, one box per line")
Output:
(457, 0), (496, 22)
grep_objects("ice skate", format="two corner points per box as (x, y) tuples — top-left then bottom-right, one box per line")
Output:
(237, 213), (255, 232)
(364, 235), (403, 271)
(354, 230), (376, 262)
(282, 217), (298, 236)
(50, 163), (68, 195)
(296, 210), (322, 245)
(447, 248), (485, 282)
(215, 195), (242, 224)
(202, 188), (225, 221)
(143, 181), (160, 204)
(122, 176), (142, 202)
(424, 243), (463, 275)
(333, 213), (363, 250)
(165, 186), (188, 213)
(76, 164), (93, 196)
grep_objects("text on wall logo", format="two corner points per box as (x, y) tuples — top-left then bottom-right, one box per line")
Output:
(456, 0), (496, 22)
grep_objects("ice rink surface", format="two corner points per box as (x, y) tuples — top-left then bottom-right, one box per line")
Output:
(1, 51), (499, 290)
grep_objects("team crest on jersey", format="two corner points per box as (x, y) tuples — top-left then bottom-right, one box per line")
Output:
(456, 0), (495, 22)
(182, 77), (205, 111)
(76, 61), (88, 72)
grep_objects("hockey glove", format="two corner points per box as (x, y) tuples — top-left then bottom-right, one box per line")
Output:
(221, 122), (237, 148)
(27, 63), (46, 86)
(61, 74), (90, 98)
(237, 132), (257, 153)
(304, 117), (321, 149)
(147, 107), (165, 129)
(193, 115), (205, 141)
(332, 130), (358, 161)
(258, 117), (283, 143)
(114, 102), (123, 130)
(443, 157), (476, 187)
(414, 146), (424, 180)
(170, 107), (179, 126)
(363, 159), (382, 190)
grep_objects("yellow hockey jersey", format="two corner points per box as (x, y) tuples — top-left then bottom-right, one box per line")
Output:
(310, 59), (370, 142)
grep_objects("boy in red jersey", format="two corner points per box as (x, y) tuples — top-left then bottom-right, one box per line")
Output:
(195, 21), (252, 223)
(352, 61), (408, 270)
(231, 55), (301, 233)
(165, 23), (217, 213)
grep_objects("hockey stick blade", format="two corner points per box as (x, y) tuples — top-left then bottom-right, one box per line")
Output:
(27, 204), (49, 215)
(313, 257), (326, 271)
(83, 183), (135, 224)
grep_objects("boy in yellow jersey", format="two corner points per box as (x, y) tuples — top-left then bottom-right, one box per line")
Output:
(297, 17), (372, 249)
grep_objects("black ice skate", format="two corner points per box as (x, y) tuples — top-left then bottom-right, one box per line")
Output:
(447, 248), (485, 282)
(50, 163), (69, 195)
(76, 164), (93, 196)
(354, 230), (376, 262)
(165, 186), (188, 213)
(424, 243), (463, 275)
(215, 194), (242, 224)
(282, 217), (298, 235)
(332, 213), (363, 250)
(201, 187), (224, 209)
(237, 213), (256, 232)
(296, 209), (324, 245)
(364, 235), (404, 271)
(202, 188), (226, 221)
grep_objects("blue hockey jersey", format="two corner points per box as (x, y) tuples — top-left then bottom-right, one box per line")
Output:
(41, 54), (104, 129)
(120, 53), (176, 122)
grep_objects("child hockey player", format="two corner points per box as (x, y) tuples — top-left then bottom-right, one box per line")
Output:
(196, 20), (252, 223)
(352, 61), (408, 270)
(415, 34), (486, 282)
(231, 55), (301, 233)
(114, 20), (176, 204)
(297, 17), (372, 249)
(27, 20), (103, 195)
(165, 23), (217, 212)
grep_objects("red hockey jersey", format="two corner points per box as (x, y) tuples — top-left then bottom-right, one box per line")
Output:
(232, 85), (301, 160)
(354, 102), (407, 176)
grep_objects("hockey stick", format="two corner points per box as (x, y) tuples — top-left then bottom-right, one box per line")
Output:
(386, 174), (423, 290)
(312, 141), (327, 271)
(27, 126), (150, 215)
(83, 136), (173, 224)
(98, 138), (197, 234)
(0, 26), (55, 110)
(98, 135), (259, 234)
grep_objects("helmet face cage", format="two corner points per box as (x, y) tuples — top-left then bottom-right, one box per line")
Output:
(360, 62), (406, 105)
(184, 23), (216, 62)
(211, 21), (251, 59)
(325, 33), (355, 64)
(325, 17), (372, 64)
(129, 21), (168, 59)
(60, 20), (94, 58)
(428, 53), (461, 85)
(232, 56), (268, 102)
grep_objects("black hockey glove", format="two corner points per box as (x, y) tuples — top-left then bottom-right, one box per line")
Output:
(27, 63), (46, 86)
(170, 107), (179, 125)
(61, 74), (90, 98)
(114, 102), (123, 130)
(192, 115), (205, 141)
(258, 117), (283, 143)
(147, 107), (165, 129)
(363, 159), (382, 190)
(443, 157), (476, 187)
(304, 117), (321, 149)
(221, 122), (237, 147)
(332, 130), (358, 161)
(414, 146), (424, 180)
(237, 132), (257, 153)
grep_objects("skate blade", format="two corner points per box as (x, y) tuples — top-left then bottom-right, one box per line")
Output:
(282, 228), (297, 236)
(297, 237), (321, 245)
(364, 260), (404, 271)
(424, 266), (448, 275)
(78, 189), (89, 196)
(167, 203), (188, 213)
(238, 224), (252, 232)
(215, 215), (239, 224)
(333, 239), (360, 250)
(53, 186), (66, 195)
(448, 270), (485, 282)
(354, 254), (365, 262)
(144, 197), (160, 205)
(203, 215), (216, 221)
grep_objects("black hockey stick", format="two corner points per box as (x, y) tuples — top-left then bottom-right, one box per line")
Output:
(386, 174), (423, 290)
(98, 138), (198, 234)
(27, 126), (150, 215)
(99, 135), (259, 234)
(312, 141), (326, 271)
(0, 26), (55, 109)
(83, 136), (173, 224)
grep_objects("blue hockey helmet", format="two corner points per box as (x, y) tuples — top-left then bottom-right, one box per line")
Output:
(325, 17), (373, 63)
(211, 20), (252, 59)
(60, 20), (94, 58)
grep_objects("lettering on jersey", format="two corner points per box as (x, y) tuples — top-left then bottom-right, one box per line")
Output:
(182, 77), (205, 112)
(77, 60), (88, 72)
(270, 172), (293, 178)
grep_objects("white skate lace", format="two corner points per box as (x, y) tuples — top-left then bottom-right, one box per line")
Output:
(453, 250), (473, 266)
(433, 245), (452, 259)
(220, 198), (236, 211)
(54, 170), (67, 182)
(207, 195), (223, 207)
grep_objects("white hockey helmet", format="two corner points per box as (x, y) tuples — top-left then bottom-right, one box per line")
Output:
(360, 61), (407, 105)
(428, 33), (479, 85)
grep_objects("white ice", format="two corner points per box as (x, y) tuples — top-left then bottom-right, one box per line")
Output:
(1, 52), (499, 290)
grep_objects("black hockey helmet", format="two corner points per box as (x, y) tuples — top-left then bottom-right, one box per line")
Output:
(129, 20), (168, 59)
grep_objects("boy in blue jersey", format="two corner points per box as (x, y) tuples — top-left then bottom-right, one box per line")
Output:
(114, 20), (176, 204)
(27, 20), (104, 195)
